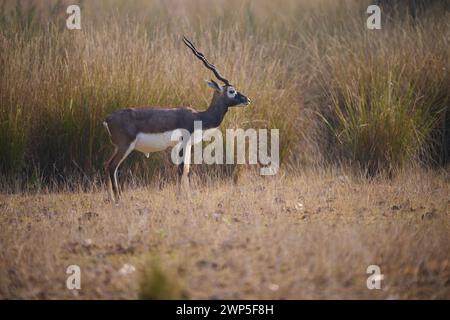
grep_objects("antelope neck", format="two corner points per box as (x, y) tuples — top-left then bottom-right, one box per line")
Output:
(198, 95), (228, 130)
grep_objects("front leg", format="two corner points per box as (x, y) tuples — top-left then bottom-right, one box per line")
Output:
(177, 144), (191, 191)
(177, 161), (184, 181)
(181, 164), (190, 190)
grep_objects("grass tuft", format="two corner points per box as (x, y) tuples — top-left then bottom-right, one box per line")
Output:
(138, 258), (186, 300)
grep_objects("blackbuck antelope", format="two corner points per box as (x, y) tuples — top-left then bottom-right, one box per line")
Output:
(103, 36), (251, 202)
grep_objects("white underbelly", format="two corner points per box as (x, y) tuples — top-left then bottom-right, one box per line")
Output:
(134, 131), (178, 153)
(134, 128), (220, 154)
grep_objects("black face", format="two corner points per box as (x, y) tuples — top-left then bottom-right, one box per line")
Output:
(224, 85), (251, 107)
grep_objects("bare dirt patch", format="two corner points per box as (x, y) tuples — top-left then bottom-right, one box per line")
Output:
(0, 169), (449, 299)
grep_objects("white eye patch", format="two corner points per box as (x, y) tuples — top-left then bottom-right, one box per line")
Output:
(226, 86), (237, 98)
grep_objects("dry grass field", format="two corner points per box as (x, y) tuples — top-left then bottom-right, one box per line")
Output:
(0, 0), (449, 300)
(1, 168), (449, 299)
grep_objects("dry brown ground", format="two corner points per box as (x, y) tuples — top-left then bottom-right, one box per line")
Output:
(0, 168), (449, 299)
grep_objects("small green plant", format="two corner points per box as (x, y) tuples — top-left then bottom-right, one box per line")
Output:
(138, 258), (186, 300)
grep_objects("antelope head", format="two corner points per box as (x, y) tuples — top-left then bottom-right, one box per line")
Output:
(182, 36), (251, 108)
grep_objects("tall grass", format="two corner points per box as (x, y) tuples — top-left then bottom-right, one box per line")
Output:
(314, 16), (449, 175)
(0, 0), (448, 191)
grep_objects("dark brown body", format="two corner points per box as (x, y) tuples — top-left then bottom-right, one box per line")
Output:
(104, 87), (250, 202)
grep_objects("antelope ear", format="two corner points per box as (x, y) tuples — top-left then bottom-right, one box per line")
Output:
(206, 79), (222, 92)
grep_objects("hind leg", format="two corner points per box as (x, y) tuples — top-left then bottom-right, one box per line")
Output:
(105, 146), (118, 202)
(106, 142), (135, 203)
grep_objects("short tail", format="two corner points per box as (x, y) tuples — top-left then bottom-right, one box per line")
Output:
(103, 121), (112, 137)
